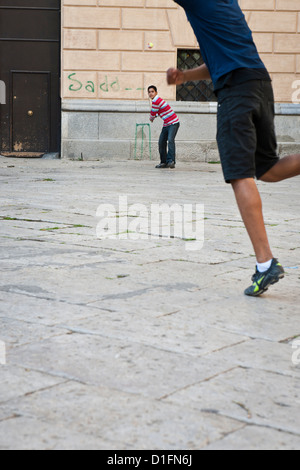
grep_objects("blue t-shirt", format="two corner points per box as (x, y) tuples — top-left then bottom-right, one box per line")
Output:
(174, 0), (267, 87)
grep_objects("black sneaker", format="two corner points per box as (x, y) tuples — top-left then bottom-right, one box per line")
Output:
(244, 258), (285, 297)
(155, 163), (167, 168)
(166, 162), (175, 169)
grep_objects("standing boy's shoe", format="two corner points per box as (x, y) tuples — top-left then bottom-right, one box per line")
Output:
(244, 258), (285, 297)
(166, 162), (175, 169)
(156, 163), (167, 168)
(155, 163), (167, 168)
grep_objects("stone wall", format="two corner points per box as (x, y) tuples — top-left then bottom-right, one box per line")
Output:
(61, 0), (300, 160)
(61, 100), (300, 161)
(62, 0), (300, 103)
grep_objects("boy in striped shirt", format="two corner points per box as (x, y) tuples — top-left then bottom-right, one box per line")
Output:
(148, 85), (180, 169)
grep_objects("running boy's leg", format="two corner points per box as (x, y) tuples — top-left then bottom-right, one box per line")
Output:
(231, 178), (273, 263)
(216, 80), (288, 296)
(260, 154), (300, 182)
(231, 177), (285, 296)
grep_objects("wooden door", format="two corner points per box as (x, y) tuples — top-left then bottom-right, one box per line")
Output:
(0, 0), (60, 156)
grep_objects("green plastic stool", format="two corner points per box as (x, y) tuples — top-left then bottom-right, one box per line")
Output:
(134, 123), (152, 160)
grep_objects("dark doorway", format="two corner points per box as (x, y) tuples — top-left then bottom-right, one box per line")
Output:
(0, 0), (61, 156)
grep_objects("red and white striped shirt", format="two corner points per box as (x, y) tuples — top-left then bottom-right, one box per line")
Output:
(150, 96), (179, 127)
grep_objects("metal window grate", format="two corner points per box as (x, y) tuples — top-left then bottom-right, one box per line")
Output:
(176, 49), (217, 102)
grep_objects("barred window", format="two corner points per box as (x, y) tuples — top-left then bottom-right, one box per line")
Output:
(176, 49), (216, 102)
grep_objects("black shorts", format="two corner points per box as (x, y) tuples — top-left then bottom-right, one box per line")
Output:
(216, 80), (279, 184)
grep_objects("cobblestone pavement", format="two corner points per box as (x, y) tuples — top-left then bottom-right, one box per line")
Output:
(0, 156), (299, 450)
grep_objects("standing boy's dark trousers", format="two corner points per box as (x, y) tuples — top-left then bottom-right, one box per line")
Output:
(159, 122), (180, 164)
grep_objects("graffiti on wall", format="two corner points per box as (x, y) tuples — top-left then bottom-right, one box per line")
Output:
(67, 73), (144, 95)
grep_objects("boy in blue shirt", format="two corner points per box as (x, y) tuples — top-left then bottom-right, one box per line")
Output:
(167, 0), (300, 296)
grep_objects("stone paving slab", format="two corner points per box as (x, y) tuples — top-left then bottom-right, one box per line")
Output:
(0, 365), (65, 404)
(8, 332), (239, 399)
(0, 414), (115, 450)
(203, 425), (300, 451)
(0, 380), (245, 450)
(0, 157), (299, 450)
(164, 367), (300, 435)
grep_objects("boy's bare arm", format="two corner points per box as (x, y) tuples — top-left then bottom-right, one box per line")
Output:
(167, 64), (211, 85)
